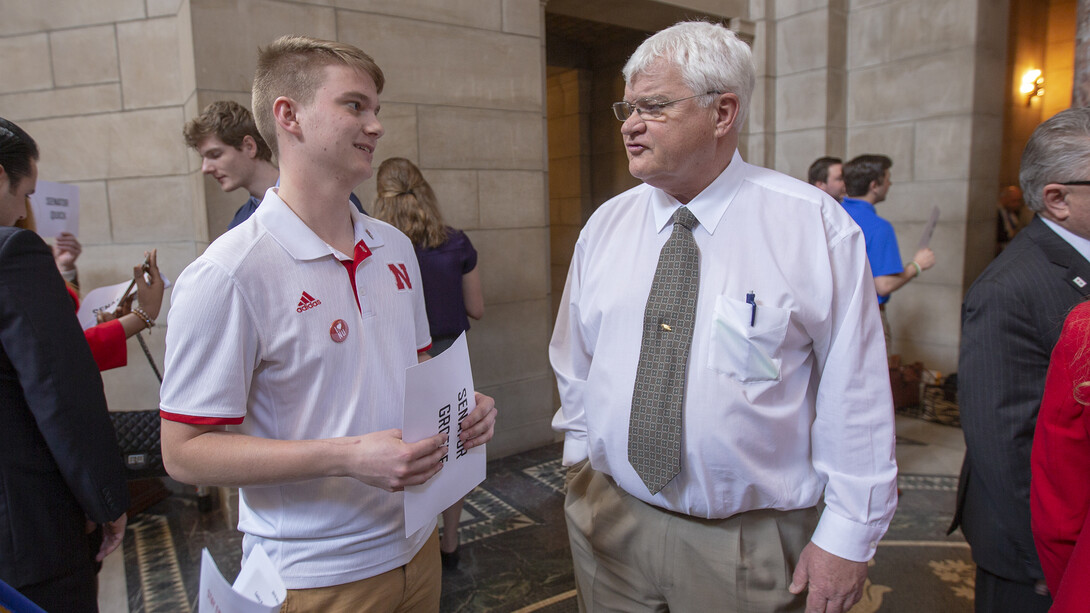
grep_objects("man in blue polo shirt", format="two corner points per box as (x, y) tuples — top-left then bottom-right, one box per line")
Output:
(841, 154), (936, 352)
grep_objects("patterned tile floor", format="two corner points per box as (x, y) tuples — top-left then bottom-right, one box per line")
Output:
(98, 415), (973, 612)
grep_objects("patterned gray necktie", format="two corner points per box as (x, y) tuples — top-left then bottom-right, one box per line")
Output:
(628, 206), (700, 495)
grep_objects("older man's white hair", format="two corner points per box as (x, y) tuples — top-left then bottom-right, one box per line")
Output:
(622, 20), (756, 128)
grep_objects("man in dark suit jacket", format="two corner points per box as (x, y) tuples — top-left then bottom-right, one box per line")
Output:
(0, 117), (130, 612)
(953, 106), (1090, 611)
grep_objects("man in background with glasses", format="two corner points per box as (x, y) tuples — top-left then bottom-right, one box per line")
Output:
(551, 20), (897, 613)
(952, 106), (1090, 612)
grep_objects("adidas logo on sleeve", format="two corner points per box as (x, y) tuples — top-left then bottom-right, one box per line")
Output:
(297, 291), (322, 313)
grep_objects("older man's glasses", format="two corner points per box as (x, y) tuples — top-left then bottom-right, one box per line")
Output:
(611, 92), (721, 122)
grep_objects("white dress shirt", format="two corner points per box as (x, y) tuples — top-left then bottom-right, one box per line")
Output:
(550, 151), (898, 562)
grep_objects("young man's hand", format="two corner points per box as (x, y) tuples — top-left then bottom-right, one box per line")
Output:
(344, 429), (448, 492)
(458, 392), (497, 450)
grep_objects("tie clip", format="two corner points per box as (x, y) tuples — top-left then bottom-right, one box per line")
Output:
(660, 323), (672, 332)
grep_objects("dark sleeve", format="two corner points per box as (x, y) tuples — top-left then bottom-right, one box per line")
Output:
(349, 192), (365, 215)
(455, 229), (477, 274)
(959, 276), (1050, 576)
(0, 229), (129, 522)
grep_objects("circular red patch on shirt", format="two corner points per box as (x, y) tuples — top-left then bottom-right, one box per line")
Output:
(329, 319), (349, 343)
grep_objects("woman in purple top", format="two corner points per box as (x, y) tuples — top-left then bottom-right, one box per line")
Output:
(373, 157), (483, 569)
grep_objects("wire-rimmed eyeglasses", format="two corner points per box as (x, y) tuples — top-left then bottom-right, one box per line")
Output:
(611, 92), (722, 122)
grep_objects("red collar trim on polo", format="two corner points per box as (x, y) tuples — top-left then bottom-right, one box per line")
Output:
(340, 239), (372, 313)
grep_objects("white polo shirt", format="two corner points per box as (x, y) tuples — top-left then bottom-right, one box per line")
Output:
(160, 189), (432, 589)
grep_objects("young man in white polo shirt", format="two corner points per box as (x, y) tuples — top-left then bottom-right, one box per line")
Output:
(159, 35), (497, 611)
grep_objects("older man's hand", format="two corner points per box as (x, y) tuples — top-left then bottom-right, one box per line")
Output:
(788, 542), (868, 613)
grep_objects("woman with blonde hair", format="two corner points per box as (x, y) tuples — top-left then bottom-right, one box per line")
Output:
(373, 157), (483, 570)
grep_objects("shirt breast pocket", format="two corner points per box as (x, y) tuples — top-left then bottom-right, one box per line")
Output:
(706, 294), (790, 383)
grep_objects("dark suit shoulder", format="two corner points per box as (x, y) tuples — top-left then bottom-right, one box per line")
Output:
(0, 226), (51, 258)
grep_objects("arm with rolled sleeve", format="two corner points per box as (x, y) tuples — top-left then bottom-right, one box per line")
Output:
(550, 238), (592, 467)
(808, 224), (899, 562)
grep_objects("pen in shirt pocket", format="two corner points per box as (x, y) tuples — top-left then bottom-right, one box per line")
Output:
(746, 291), (756, 326)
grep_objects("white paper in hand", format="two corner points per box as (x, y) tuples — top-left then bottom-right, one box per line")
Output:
(403, 332), (486, 537)
(28, 180), (79, 238)
(199, 545), (285, 613)
(75, 274), (173, 330)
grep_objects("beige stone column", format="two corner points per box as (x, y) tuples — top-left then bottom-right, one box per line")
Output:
(1075, 0), (1090, 106)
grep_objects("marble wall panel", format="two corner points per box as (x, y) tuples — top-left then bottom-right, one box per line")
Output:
(888, 0), (976, 61)
(773, 129), (827, 182)
(881, 179), (969, 223)
(51, 25), (120, 87)
(775, 0), (831, 18)
(502, 0), (541, 36)
(775, 71), (829, 132)
(24, 108), (189, 182)
(847, 3), (890, 69)
(418, 107), (543, 170)
(467, 298), (550, 389)
(0, 85), (122, 122)
(337, 12), (541, 110)
(0, 0), (144, 37)
(426, 169), (479, 231)
(0, 33), (52, 93)
(177, 1), (197, 99)
(468, 227), (548, 304)
(847, 122), (915, 182)
(848, 49), (976, 124)
(369, 102), (421, 169)
(332, 0), (502, 30)
(886, 281), (962, 369)
(479, 375), (557, 458)
(479, 170), (546, 228)
(748, 77), (771, 135)
(149, 0), (187, 17)
(108, 175), (195, 242)
(118, 17), (185, 109)
(913, 117), (973, 181)
(775, 10), (829, 75)
(70, 180), (112, 244)
(189, 0), (336, 93)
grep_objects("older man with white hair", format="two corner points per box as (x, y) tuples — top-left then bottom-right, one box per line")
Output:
(550, 21), (898, 613)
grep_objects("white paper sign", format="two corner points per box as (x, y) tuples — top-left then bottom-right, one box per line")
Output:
(76, 281), (131, 330)
(403, 332), (486, 537)
(199, 545), (285, 613)
(28, 180), (79, 238)
(75, 274), (173, 330)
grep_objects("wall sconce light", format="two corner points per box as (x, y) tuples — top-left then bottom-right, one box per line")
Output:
(1020, 69), (1045, 106)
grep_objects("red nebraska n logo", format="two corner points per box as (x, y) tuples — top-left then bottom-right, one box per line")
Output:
(389, 263), (412, 290)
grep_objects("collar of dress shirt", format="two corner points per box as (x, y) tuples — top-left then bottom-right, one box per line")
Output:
(254, 187), (385, 262)
(648, 149), (746, 236)
(1040, 216), (1090, 264)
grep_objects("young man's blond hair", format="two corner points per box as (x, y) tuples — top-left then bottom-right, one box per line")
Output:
(252, 35), (385, 154)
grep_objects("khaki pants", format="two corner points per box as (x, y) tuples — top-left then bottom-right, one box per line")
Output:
(282, 528), (441, 613)
(564, 462), (816, 613)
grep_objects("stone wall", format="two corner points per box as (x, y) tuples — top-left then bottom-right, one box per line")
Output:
(748, 0), (1008, 374)
(0, 0), (198, 410)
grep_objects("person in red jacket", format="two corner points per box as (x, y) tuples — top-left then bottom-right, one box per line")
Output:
(1032, 299), (1090, 612)
(14, 182), (163, 370)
